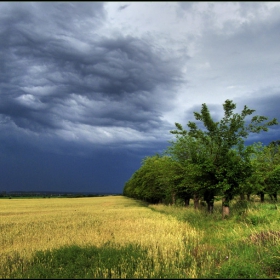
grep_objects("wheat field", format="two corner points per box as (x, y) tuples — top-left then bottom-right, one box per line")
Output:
(0, 196), (203, 278)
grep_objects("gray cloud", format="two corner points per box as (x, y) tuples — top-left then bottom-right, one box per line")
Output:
(0, 2), (185, 137)
(180, 91), (280, 147)
(118, 4), (130, 11)
(1, 2), (280, 194)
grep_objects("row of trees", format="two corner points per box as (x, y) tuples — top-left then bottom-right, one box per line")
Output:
(123, 100), (279, 218)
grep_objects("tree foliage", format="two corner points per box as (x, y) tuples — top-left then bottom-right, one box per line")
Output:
(123, 100), (278, 216)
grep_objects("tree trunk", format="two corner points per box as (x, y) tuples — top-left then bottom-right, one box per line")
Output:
(246, 193), (251, 201)
(240, 193), (245, 200)
(222, 197), (230, 219)
(207, 201), (214, 213)
(260, 192), (265, 202)
(222, 205), (230, 218)
(172, 192), (176, 205)
(193, 194), (199, 209)
(204, 190), (215, 214)
(270, 192), (277, 202)
(184, 198), (190, 207)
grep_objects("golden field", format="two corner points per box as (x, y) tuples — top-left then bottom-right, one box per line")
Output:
(0, 196), (202, 278)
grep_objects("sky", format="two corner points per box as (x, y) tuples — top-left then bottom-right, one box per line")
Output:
(1, 2), (280, 194)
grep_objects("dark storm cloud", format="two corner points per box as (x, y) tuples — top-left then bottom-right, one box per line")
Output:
(234, 90), (280, 145)
(0, 2), (184, 136)
(1, 2), (280, 195)
(236, 90), (280, 120)
(181, 92), (280, 147)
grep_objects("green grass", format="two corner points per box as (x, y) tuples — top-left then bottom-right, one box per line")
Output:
(149, 198), (280, 279)
(7, 242), (279, 279)
(6, 243), (195, 279)
(8, 243), (152, 279)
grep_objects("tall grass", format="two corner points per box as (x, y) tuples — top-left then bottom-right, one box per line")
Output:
(0, 196), (279, 278)
(150, 197), (280, 278)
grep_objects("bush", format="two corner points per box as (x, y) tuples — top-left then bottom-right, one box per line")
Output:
(213, 259), (265, 279)
(245, 215), (269, 226)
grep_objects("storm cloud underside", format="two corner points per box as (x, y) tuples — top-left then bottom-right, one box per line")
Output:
(0, 2), (280, 193)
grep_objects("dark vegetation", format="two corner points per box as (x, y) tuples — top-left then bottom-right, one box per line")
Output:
(123, 100), (279, 218)
(0, 191), (120, 199)
(7, 244), (158, 279)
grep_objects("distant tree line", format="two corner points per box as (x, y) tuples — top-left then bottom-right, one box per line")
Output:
(123, 100), (279, 218)
(0, 192), (117, 198)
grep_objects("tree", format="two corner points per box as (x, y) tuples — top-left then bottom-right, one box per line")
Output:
(238, 142), (263, 201)
(133, 155), (167, 203)
(166, 131), (219, 212)
(266, 165), (280, 201)
(247, 141), (280, 202)
(123, 154), (185, 204)
(170, 100), (278, 218)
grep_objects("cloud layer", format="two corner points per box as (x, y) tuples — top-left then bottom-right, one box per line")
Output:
(1, 2), (280, 193)
(0, 2), (187, 149)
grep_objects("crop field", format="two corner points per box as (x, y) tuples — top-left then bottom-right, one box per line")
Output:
(0, 195), (280, 278)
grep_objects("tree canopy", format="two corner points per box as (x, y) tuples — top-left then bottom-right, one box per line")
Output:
(123, 100), (278, 217)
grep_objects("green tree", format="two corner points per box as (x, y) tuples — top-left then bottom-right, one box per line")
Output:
(167, 130), (219, 211)
(134, 155), (166, 203)
(266, 165), (280, 201)
(170, 100), (278, 218)
(123, 154), (182, 204)
(247, 141), (280, 202)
